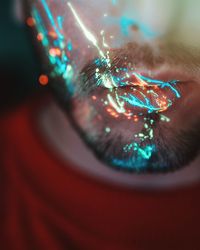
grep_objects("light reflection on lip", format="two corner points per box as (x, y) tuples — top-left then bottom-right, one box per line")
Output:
(92, 68), (183, 115)
(79, 44), (200, 122)
(95, 62), (199, 115)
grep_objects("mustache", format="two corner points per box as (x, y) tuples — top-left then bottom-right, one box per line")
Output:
(75, 41), (200, 96)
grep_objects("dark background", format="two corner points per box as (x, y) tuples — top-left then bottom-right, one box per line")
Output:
(0, 0), (39, 113)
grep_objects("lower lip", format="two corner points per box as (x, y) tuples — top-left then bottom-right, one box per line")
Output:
(89, 86), (177, 120)
(90, 67), (195, 117)
(115, 84), (177, 113)
(96, 79), (182, 116)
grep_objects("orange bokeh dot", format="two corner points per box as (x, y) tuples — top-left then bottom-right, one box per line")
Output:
(92, 95), (97, 101)
(37, 33), (44, 41)
(39, 75), (49, 86)
(26, 17), (35, 27)
(49, 48), (61, 57)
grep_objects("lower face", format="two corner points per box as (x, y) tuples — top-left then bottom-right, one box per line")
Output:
(69, 51), (200, 173)
(28, 0), (200, 173)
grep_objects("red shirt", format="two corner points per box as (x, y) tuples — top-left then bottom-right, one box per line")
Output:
(1, 93), (200, 250)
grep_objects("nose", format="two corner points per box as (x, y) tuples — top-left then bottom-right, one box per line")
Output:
(125, 0), (200, 47)
(124, 0), (179, 37)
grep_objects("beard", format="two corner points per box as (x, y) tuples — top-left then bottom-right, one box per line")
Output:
(58, 94), (200, 173)
(49, 42), (200, 173)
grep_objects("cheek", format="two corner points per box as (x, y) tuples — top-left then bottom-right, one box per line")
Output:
(166, 82), (200, 130)
(173, 1), (200, 46)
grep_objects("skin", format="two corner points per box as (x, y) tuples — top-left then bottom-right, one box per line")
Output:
(26, 0), (200, 188)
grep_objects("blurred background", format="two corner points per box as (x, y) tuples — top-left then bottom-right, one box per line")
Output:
(0, 0), (40, 113)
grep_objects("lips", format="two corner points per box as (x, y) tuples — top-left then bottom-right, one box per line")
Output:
(80, 43), (199, 117)
(90, 68), (182, 116)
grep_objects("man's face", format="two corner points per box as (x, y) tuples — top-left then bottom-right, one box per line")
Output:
(27, 0), (200, 173)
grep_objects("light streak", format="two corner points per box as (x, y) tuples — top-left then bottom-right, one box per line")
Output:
(67, 2), (106, 59)
(107, 94), (126, 113)
(41, 0), (64, 39)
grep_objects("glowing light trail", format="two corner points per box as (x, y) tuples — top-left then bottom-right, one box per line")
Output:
(67, 2), (106, 59)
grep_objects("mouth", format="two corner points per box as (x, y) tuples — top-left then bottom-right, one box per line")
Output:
(78, 57), (194, 118)
(70, 43), (200, 173)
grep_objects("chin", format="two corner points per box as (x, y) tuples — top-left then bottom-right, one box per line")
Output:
(64, 95), (200, 174)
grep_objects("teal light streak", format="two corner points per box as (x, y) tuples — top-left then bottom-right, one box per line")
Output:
(41, 0), (64, 39)
(67, 40), (73, 51)
(103, 16), (157, 38)
(33, 2), (73, 84)
(57, 16), (64, 30)
(111, 144), (156, 171)
(32, 7), (49, 47)
(120, 94), (167, 113)
(140, 75), (181, 98)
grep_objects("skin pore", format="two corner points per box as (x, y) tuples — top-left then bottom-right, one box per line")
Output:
(26, 0), (200, 188)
